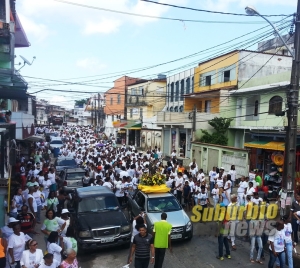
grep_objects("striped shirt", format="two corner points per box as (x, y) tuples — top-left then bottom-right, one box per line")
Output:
(133, 233), (153, 259)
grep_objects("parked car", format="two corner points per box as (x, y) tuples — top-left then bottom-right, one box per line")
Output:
(127, 191), (193, 241)
(45, 132), (58, 142)
(49, 138), (64, 151)
(68, 186), (131, 251)
(54, 157), (78, 174)
(58, 168), (85, 192)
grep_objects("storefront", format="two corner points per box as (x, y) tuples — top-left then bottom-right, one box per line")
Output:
(244, 140), (300, 194)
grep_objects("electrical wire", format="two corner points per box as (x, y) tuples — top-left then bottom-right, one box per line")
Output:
(141, 0), (292, 17)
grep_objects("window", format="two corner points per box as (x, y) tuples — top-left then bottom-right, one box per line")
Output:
(174, 106), (178, 112)
(204, 100), (211, 113)
(175, 81), (179, 101)
(129, 97), (132, 104)
(179, 105), (183, 112)
(254, 100), (259, 116)
(223, 70), (230, 82)
(136, 97), (139, 103)
(117, 94), (121, 104)
(110, 97), (113, 105)
(192, 76), (194, 92)
(140, 108), (143, 118)
(169, 106), (174, 112)
(205, 75), (212, 86)
(130, 109), (133, 118)
(180, 80), (184, 101)
(112, 115), (114, 121)
(186, 78), (190, 95)
(268, 96), (283, 114)
(139, 87), (144, 96)
(132, 88), (136, 95)
(170, 83), (174, 102)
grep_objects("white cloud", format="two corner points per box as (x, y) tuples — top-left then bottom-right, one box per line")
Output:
(18, 14), (50, 41)
(76, 58), (107, 72)
(83, 18), (122, 35)
(17, 0), (188, 37)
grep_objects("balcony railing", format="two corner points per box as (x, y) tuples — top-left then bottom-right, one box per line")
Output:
(126, 101), (147, 107)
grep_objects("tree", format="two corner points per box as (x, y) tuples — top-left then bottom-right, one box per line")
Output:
(199, 117), (233, 146)
(74, 98), (89, 107)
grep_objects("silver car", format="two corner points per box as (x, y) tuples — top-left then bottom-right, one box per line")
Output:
(127, 191), (193, 241)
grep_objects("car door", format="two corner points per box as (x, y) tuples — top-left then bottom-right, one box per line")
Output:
(131, 192), (142, 217)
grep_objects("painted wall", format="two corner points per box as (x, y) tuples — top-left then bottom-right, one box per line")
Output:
(194, 51), (239, 92)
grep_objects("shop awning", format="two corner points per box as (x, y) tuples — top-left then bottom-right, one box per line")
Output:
(118, 130), (126, 133)
(244, 141), (285, 151)
(125, 122), (141, 130)
(22, 135), (44, 142)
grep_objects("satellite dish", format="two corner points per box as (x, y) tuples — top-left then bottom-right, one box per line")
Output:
(17, 55), (36, 71)
(20, 55), (32, 65)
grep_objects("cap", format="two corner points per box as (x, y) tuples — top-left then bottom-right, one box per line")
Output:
(61, 209), (69, 214)
(8, 217), (19, 224)
(220, 167), (225, 170)
(97, 166), (102, 170)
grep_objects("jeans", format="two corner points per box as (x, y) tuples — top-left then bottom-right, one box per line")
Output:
(213, 197), (219, 208)
(257, 232), (268, 258)
(250, 236), (262, 261)
(275, 241), (293, 268)
(10, 261), (20, 268)
(292, 218), (299, 243)
(154, 248), (166, 268)
(36, 205), (42, 223)
(135, 258), (150, 268)
(209, 182), (214, 194)
(176, 191), (182, 204)
(218, 234), (230, 257)
(194, 196), (198, 206)
(238, 193), (245, 206)
(268, 250), (285, 268)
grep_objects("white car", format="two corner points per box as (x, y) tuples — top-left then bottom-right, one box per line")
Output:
(49, 138), (64, 150)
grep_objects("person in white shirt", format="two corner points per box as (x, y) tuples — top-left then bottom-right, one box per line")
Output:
(268, 220), (286, 267)
(246, 182), (255, 197)
(211, 184), (220, 207)
(175, 173), (184, 204)
(197, 169), (205, 182)
(237, 176), (247, 205)
(38, 253), (59, 268)
(171, 150), (177, 159)
(251, 192), (263, 205)
(228, 165), (237, 188)
(224, 175), (232, 201)
(209, 167), (217, 196)
(189, 159), (198, 171)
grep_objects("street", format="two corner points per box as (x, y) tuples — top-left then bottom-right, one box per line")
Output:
(76, 221), (279, 268)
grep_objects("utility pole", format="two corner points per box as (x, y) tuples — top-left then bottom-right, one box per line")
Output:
(283, 2), (300, 210)
(124, 76), (127, 120)
(98, 93), (100, 128)
(91, 101), (93, 126)
(192, 105), (197, 140)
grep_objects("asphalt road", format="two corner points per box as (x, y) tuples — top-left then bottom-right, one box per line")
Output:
(76, 221), (281, 268)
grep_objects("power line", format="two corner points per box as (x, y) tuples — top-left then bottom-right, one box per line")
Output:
(141, 0), (292, 17)
(53, 0), (282, 23)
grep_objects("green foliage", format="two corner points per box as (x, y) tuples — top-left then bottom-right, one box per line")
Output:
(74, 98), (89, 106)
(199, 117), (233, 146)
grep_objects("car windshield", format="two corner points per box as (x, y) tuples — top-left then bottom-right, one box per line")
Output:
(78, 196), (119, 213)
(50, 140), (63, 144)
(147, 196), (181, 212)
(66, 172), (85, 180)
(56, 159), (76, 166)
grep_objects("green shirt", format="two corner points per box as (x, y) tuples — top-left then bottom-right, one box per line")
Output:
(153, 220), (172, 248)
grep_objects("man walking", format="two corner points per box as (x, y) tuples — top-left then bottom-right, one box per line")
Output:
(153, 213), (172, 268)
(129, 225), (155, 268)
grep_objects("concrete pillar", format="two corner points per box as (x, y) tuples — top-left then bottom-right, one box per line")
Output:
(0, 188), (7, 227)
(126, 129), (129, 145)
(175, 128), (180, 153)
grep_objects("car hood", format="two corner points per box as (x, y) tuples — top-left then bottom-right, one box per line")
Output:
(147, 210), (190, 227)
(56, 165), (77, 171)
(77, 210), (129, 230)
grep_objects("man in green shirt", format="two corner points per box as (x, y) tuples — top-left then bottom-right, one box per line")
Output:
(153, 213), (172, 268)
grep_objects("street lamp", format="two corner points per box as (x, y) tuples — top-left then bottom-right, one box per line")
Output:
(245, 6), (295, 59)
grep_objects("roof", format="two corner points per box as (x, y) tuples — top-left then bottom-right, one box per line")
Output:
(65, 168), (85, 173)
(76, 186), (114, 198)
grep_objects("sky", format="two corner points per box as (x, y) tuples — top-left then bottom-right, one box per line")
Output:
(15, 0), (297, 108)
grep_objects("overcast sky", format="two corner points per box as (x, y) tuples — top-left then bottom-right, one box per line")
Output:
(16, 0), (296, 108)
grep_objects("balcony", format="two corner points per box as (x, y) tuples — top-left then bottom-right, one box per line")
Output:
(126, 101), (147, 107)
(157, 111), (218, 130)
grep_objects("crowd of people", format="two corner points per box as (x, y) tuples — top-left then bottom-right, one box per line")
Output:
(0, 125), (299, 268)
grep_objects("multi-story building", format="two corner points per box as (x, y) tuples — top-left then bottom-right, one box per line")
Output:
(104, 76), (141, 140)
(126, 76), (166, 148)
(36, 99), (49, 125)
(0, 0), (31, 226)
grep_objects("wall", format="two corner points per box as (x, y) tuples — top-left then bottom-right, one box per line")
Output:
(191, 142), (249, 175)
(184, 95), (220, 113)
(194, 51), (239, 92)
(11, 112), (34, 139)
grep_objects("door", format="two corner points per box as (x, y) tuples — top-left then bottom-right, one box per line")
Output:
(163, 129), (170, 156)
(236, 98), (242, 126)
(207, 148), (219, 173)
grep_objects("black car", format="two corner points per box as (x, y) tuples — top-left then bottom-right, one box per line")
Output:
(58, 168), (85, 193)
(68, 186), (131, 251)
(54, 157), (78, 174)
